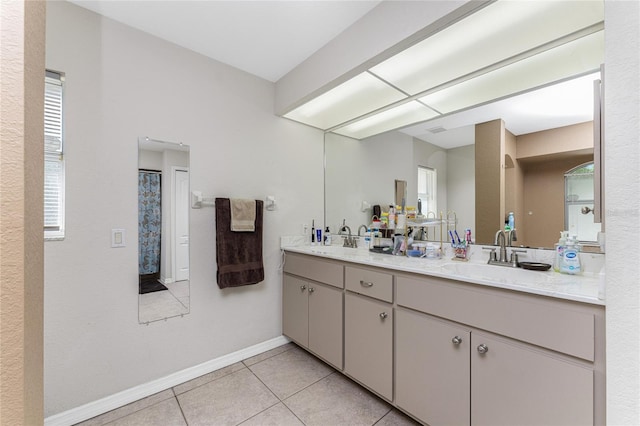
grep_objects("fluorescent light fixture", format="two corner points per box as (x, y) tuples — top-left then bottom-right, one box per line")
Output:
(281, 0), (604, 140)
(332, 101), (439, 140)
(419, 31), (603, 115)
(370, 0), (604, 95)
(284, 72), (406, 130)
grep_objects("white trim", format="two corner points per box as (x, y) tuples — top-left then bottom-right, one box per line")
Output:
(44, 335), (290, 426)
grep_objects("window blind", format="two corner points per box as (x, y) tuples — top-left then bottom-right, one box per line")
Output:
(45, 71), (64, 237)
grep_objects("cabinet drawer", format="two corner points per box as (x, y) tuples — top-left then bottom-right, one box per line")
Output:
(397, 274), (596, 361)
(284, 252), (344, 288)
(345, 266), (393, 302)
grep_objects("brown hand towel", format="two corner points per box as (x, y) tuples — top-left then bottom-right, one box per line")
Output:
(215, 198), (264, 288)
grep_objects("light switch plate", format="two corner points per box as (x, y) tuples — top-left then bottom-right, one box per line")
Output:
(111, 229), (126, 248)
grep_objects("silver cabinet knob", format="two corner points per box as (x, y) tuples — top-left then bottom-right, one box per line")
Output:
(300, 285), (307, 291)
(360, 280), (374, 287)
(452, 336), (463, 345)
(379, 312), (388, 320)
(477, 344), (489, 354)
(308, 287), (315, 293)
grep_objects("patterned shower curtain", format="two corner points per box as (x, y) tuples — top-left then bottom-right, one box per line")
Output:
(138, 171), (161, 275)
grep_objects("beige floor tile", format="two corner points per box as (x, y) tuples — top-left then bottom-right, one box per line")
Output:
(105, 398), (186, 426)
(375, 408), (422, 426)
(248, 346), (334, 400)
(75, 390), (175, 426)
(239, 402), (304, 426)
(284, 373), (391, 426)
(177, 368), (279, 426)
(173, 362), (246, 395)
(242, 342), (295, 367)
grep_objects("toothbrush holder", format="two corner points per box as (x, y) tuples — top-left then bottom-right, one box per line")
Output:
(451, 241), (470, 261)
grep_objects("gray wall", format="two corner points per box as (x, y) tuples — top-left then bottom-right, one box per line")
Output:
(44, 2), (323, 416)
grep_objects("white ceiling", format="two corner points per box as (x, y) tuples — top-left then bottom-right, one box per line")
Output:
(68, 0), (599, 145)
(402, 72), (599, 150)
(68, 0), (381, 82)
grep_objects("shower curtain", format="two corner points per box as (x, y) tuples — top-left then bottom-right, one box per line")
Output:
(138, 171), (161, 275)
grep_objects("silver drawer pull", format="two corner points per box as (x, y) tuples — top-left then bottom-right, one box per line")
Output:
(379, 312), (388, 320)
(477, 344), (489, 354)
(300, 285), (307, 291)
(360, 280), (374, 287)
(452, 336), (462, 345)
(308, 287), (315, 293)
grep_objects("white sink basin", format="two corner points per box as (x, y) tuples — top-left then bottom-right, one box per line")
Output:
(441, 262), (553, 286)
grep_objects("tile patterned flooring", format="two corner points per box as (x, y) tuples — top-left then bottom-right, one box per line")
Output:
(76, 343), (420, 426)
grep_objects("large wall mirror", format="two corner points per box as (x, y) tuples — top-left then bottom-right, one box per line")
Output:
(138, 137), (190, 324)
(325, 72), (603, 250)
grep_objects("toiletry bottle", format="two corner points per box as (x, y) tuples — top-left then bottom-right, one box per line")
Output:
(364, 228), (371, 249)
(508, 212), (515, 230)
(316, 228), (322, 246)
(324, 227), (331, 246)
(560, 235), (581, 275)
(553, 231), (568, 272)
(389, 206), (396, 230)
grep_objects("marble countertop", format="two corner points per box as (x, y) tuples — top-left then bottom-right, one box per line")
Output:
(281, 240), (605, 306)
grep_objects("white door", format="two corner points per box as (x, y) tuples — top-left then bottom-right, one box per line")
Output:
(174, 169), (190, 281)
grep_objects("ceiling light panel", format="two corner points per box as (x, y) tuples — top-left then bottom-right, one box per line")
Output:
(284, 72), (406, 130)
(370, 0), (604, 95)
(418, 31), (604, 115)
(332, 101), (439, 140)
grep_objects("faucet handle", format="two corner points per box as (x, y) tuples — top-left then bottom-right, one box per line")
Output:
(482, 246), (497, 262)
(510, 249), (527, 266)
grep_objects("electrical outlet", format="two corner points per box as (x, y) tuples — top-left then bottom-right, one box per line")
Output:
(302, 223), (308, 236)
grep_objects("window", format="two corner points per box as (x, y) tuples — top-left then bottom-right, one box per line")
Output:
(44, 70), (65, 239)
(418, 166), (437, 215)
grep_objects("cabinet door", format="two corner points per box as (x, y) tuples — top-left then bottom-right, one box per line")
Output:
(282, 275), (308, 347)
(344, 292), (393, 401)
(471, 333), (593, 426)
(396, 308), (471, 426)
(308, 282), (343, 369)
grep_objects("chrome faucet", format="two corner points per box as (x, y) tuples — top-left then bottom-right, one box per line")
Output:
(486, 229), (525, 267)
(339, 223), (357, 248)
(494, 230), (508, 263)
(507, 229), (517, 246)
(357, 224), (368, 236)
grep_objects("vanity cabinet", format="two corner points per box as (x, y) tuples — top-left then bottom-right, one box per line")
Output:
(471, 332), (593, 426)
(344, 292), (393, 401)
(396, 308), (471, 426)
(344, 265), (394, 401)
(282, 254), (344, 370)
(396, 273), (602, 426)
(281, 250), (604, 425)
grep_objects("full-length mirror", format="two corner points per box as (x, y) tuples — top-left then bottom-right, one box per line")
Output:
(325, 72), (603, 250)
(138, 137), (190, 324)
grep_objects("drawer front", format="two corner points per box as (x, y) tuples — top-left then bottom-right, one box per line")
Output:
(345, 266), (393, 302)
(397, 274), (595, 361)
(284, 252), (344, 288)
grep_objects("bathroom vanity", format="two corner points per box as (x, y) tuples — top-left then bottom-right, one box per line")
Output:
(281, 245), (605, 426)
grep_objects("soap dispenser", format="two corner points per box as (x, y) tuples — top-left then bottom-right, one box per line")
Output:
(553, 231), (569, 272)
(560, 235), (581, 275)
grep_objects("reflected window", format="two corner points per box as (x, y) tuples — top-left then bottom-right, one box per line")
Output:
(418, 166), (437, 215)
(565, 162), (601, 242)
(44, 70), (65, 240)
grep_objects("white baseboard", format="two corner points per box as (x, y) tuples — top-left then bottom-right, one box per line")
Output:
(44, 335), (290, 426)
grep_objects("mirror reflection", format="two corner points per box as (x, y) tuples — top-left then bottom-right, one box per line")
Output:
(138, 137), (190, 324)
(325, 73), (602, 250)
